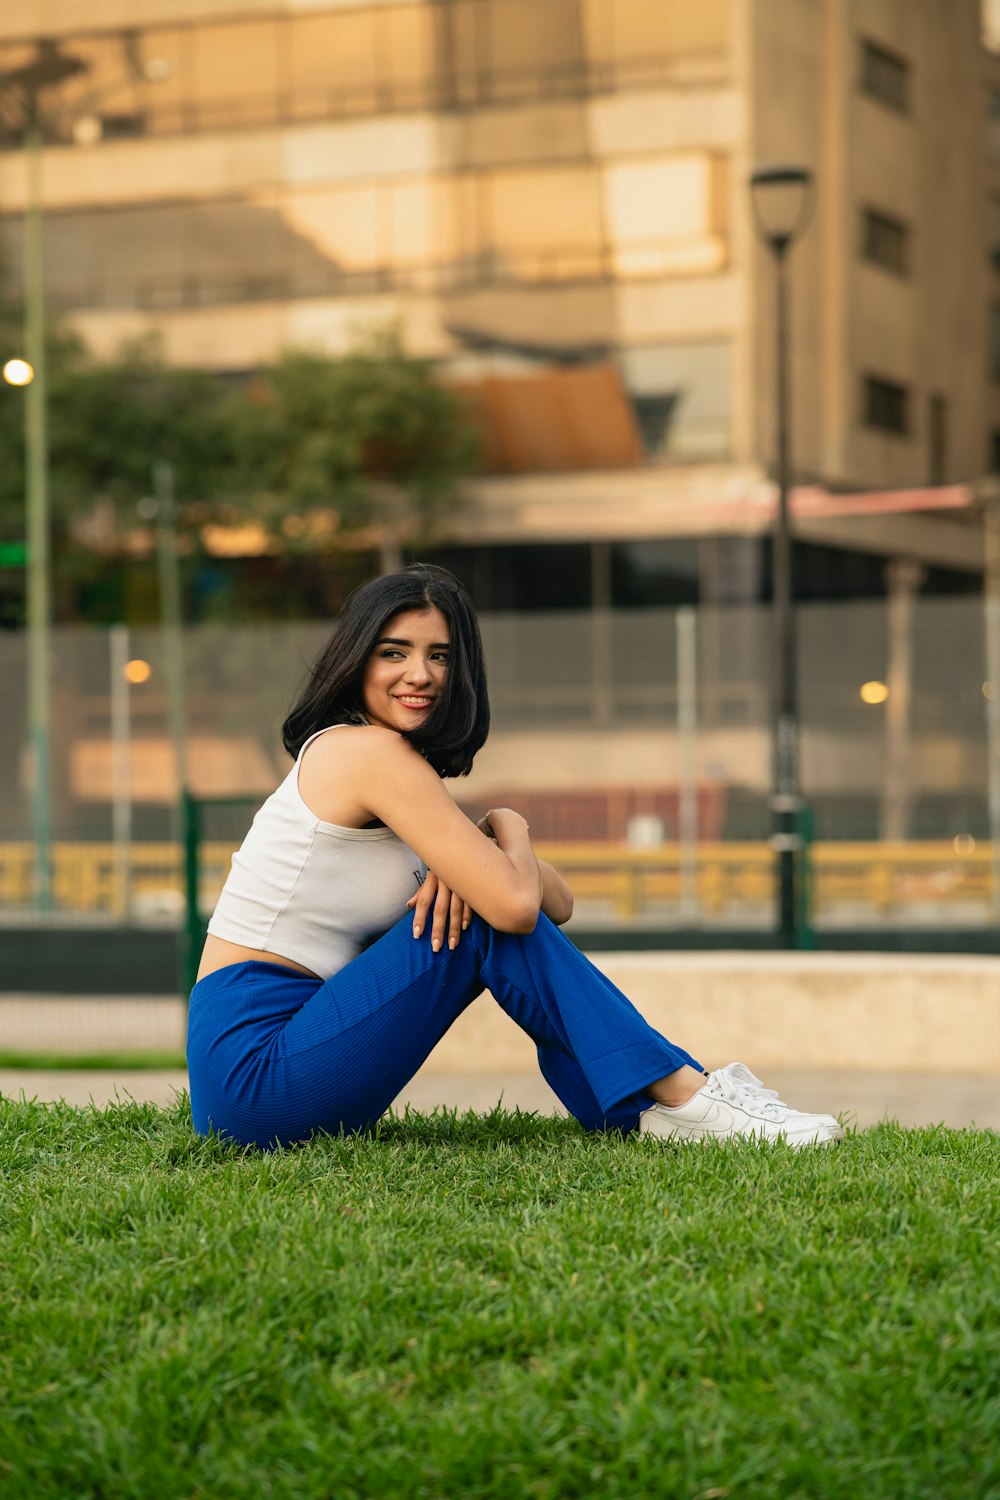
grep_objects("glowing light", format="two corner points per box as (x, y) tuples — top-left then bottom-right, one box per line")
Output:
(72, 116), (102, 146)
(859, 680), (889, 704)
(124, 658), (151, 685)
(3, 358), (34, 386)
(983, 682), (996, 700)
(953, 834), (976, 855)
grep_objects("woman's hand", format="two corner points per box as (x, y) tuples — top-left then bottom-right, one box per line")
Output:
(407, 870), (471, 951)
(339, 730), (541, 933)
(406, 813), (532, 949)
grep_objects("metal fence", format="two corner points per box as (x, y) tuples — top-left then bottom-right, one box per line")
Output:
(0, 597), (996, 931)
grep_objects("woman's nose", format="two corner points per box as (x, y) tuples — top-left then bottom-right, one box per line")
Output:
(404, 657), (432, 684)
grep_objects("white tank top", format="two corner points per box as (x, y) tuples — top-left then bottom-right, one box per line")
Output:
(207, 726), (426, 980)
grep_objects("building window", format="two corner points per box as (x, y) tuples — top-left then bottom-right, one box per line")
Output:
(863, 375), (908, 435)
(603, 154), (729, 279)
(619, 341), (731, 459)
(631, 394), (678, 455)
(414, 542), (594, 611)
(0, 5), (731, 152)
(861, 207), (910, 275)
(860, 39), (910, 112)
(928, 395), (947, 485)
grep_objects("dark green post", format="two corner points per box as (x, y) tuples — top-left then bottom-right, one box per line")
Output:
(182, 789), (202, 997)
(795, 803), (815, 950)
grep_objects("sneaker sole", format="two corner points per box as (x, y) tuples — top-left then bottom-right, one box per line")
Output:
(640, 1122), (844, 1148)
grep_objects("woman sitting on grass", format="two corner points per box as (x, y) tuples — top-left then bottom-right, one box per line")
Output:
(189, 563), (843, 1151)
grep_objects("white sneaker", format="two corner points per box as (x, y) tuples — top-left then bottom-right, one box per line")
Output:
(639, 1062), (844, 1148)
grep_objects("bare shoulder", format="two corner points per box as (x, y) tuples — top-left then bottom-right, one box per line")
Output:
(305, 723), (422, 770)
(346, 726), (443, 787)
(301, 723), (380, 758)
(298, 724), (436, 826)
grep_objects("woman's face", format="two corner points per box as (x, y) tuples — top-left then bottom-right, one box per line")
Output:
(361, 605), (450, 734)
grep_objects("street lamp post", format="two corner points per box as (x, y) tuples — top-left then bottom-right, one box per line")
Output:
(2, 40), (166, 910)
(23, 108), (60, 910)
(2, 44), (88, 908)
(749, 163), (814, 947)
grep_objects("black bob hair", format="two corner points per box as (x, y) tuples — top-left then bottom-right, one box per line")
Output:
(281, 563), (490, 778)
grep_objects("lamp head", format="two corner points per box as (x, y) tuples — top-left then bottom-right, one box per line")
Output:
(749, 163), (814, 258)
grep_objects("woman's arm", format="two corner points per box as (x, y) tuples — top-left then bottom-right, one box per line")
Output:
(478, 812), (572, 927)
(537, 859), (574, 926)
(334, 729), (542, 933)
(408, 821), (573, 949)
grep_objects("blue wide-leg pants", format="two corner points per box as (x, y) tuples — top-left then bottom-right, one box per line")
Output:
(187, 911), (703, 1149)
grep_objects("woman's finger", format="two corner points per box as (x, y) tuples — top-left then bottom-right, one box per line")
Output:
(412, 872), (438, 938)
(462, 901), (472, 931)
(430, 880), (452, 952)
(447, 888), (464, 949)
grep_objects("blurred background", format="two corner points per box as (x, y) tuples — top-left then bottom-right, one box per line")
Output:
(2, 0), (1000, 991)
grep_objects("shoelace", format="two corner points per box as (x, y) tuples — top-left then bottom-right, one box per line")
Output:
(710, 1063), (789, 1121)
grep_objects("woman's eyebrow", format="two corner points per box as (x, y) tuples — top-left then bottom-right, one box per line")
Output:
(376, 636), (450, 648)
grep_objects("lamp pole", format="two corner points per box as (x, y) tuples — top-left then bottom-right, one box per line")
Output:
(772, 233), (798, 943)
(23, 108), (53, 908)
(3, 40), (166, 910)
(749, 163), (814, 947)
(2, 44), (88, 909)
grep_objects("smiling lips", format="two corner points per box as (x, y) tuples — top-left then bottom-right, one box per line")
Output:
(395, 696), (435, 710)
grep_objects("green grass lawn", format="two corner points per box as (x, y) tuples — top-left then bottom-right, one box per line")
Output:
(0, 1050), (188, 1071)
(1, 1097), (997, 1500)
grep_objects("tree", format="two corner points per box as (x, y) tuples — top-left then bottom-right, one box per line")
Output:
(0, 316), (480, 622)
(0, 316), (232, 543)
(220, 330), (478, 551)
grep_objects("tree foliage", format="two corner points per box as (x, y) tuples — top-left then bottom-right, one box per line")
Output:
(0, 312), (479, 569)
(224, 334), (479, 543)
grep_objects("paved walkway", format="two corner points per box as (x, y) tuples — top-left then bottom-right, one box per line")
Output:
(2, 970), (998, 1130)
(2, 1066), (997, 1131)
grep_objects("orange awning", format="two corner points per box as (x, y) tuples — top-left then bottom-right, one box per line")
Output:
(458, 364), (646, 473)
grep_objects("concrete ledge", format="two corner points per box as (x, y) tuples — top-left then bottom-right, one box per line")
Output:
(427, 952), (1000, 1077)
(0, 996), (187, 1054)
(1, 953), (998, 1076)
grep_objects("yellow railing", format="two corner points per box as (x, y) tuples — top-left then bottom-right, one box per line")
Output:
(536, 841), (996, 920)
(0, 839), (995, 922)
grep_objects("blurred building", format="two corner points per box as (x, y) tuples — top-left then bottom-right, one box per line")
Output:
(1, 0), (998, 608)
